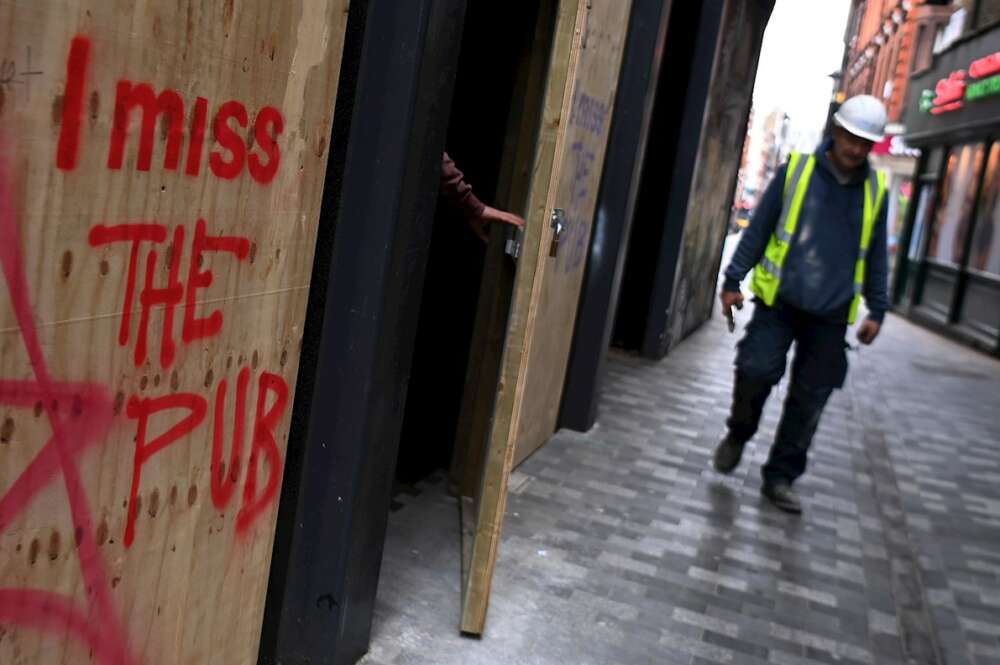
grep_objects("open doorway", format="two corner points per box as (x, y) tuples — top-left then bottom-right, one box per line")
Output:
(365, 0), (560, 644)
(376, 0), (654, 641)
(393, 2), (555, 490)
(612, 0), (714, 357)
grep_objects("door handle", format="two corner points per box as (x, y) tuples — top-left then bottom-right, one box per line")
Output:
(549, 208), (566, 258)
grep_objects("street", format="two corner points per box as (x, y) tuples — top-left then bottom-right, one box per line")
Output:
(364, 291), (1000, 665)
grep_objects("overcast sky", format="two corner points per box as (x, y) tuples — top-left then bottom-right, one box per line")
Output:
(752, 0), (852, 141)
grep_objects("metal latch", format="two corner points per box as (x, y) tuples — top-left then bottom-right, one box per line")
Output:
(549, 208), (566, 257)
(505, 229), (522, 259)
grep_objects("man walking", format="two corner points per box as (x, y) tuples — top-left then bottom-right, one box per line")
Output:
(715, 95), (890, 514)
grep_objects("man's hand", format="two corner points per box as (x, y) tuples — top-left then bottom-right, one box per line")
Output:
(481, 206), (525, 229)
(856, 319), (881, 345)
(719, 290), (745, 320)
(470, 206), (526, 243)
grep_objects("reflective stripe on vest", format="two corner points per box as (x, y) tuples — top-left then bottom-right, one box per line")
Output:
(751, 152), (886, 324)
(850, 168), (887, 322)
(774, 154), (811, 246)
(749, 152), (815, 298)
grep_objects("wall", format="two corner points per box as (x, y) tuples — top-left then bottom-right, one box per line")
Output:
(0, 2), (346, 664)
(661, 0), (774, 351)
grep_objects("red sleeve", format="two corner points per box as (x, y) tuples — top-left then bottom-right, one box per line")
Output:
(440, 152), (486, 221)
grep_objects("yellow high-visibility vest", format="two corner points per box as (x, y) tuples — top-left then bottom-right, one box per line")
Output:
(750, 152), (887, 324)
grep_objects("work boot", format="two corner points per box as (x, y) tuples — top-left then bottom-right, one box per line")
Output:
(713, 434), (744, 474)
(761, 482), (802, 514)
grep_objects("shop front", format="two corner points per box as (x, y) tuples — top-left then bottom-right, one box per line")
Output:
(895, 27), (1000, 355)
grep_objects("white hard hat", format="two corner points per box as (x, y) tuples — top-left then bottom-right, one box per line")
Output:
(833, 95), (887, 142)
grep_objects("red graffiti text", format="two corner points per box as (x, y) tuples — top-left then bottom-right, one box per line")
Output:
(56, 36), (285, 184)
(124, 368), (288, 547)
(89, 219), (250, 369)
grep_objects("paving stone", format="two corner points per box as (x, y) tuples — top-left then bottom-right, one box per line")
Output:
(359, 308), (1000, 665)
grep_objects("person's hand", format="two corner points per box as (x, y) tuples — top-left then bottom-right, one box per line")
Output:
(481, 206), (525, 229)
(719, 290), (744, 320)
(856, 319), (881, 345)
(470, 206), (526, 243)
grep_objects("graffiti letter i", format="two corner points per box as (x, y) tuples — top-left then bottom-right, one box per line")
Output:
(56, 36), (92, 171)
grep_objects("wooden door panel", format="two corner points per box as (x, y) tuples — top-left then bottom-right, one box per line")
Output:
(513, 0), (634, 467)
(460, 0), (634, 637)
(460, 0), (585, 636)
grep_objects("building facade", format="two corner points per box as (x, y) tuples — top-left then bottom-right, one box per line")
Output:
(840, 1), (965, 273)
(894, 13), (1000, 355)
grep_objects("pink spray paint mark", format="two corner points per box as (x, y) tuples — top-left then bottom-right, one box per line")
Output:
(0, 134), (139, 665)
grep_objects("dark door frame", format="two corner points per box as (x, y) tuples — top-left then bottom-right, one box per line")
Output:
(639, 0), (725, 359)
(608, 0), (725, 359)
(257, 1), (468, 663)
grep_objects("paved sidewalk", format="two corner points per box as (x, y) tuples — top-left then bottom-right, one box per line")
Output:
(362, 309), (1000, 665)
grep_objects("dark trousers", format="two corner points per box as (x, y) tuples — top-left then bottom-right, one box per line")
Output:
(726, 300), (849, 485)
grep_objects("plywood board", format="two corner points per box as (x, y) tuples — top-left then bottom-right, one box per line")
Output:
(460, 0), (585, 636)
(0, 2), (347, 665)
(512, 0), (633, 467)
(449, 1), (557, 502)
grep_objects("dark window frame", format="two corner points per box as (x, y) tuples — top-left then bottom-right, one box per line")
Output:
(912, 144), (957, 309)
(914, 139), (994, 322)
(964, 140), (1000, 281)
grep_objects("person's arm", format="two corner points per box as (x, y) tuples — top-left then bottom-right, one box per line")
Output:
(440, 152), (486, 221)
(862, 196), (890, 324)
(440, 152), (524, 241)
(723, 163), (786, 292)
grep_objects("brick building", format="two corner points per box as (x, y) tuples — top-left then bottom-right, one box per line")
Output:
(837, 1), (1000, 271)
(842, 0), (957, 123)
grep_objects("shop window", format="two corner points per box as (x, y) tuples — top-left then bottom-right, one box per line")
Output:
(969, 142), (1000, 276)
(890, 179), (913, 247)
(909, 185), (936, 260)
(927, 143), (985, 266)
(887, 178), (912, 281)
(906, 148), (945, 261)
(912, 24), (933, 72)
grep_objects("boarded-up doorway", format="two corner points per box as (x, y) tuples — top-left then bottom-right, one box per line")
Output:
(0, 3), (348, 665)
(452, 0), (635, 636)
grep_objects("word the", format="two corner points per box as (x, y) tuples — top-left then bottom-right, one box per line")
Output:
(89, 219), (250, 369)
